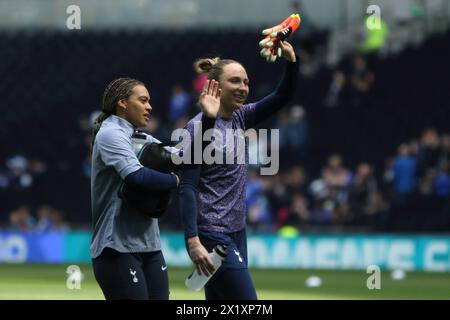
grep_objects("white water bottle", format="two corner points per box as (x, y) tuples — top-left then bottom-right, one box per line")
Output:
(185, 245), (228, 291)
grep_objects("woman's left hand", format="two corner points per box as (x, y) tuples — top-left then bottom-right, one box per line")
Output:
(280, 41), (296, 63)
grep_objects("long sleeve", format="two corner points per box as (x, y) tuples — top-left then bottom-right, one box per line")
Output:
(254, 57), (299, 124)
(177, 115), (216, 238)
(240, 57), (300, 129)
(178, 165), (201, 238)
(124, 167), (177, 192)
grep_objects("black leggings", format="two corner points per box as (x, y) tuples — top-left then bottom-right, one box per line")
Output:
(92, 247), (169, 300)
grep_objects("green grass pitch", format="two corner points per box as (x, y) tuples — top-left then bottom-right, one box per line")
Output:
(0, 264), (449, 300)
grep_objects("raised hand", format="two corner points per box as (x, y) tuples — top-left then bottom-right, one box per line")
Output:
(259, 13), (301, 63)
(279, 40), (296, 63)
(199, 79), (221, 118)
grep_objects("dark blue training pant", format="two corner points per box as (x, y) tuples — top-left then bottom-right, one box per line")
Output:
(198, 228), (258, 300)
(92, 247), (169, 300)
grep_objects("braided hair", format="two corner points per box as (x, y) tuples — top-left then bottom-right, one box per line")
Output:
(91, 77), (144, 149)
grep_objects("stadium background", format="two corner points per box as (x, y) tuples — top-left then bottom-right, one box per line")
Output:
(0, 0), (449, 299)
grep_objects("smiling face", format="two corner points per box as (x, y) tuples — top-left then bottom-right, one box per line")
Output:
(118, 85), (152, 128)
(218, 62), (249, 113)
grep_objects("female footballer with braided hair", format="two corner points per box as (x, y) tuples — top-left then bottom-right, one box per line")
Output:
(178, 40), (299, 300)
(90, 77), (220, 299)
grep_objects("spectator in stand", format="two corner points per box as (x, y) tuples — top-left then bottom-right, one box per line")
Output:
(349, 55), (375, 107)
(365, 192), (390, 230)
(35, 205), (55, 232)
(285, 193), (310, 227)
(308, 178), (335, 224)
(434, 161), (450, 197)
(320, 155), (353, 225)
(382, 156), (395, 193)
(265, 173), (292, 226)
(309, 198), (334, 225)
(418, 168), (436, 196)
(324, 70), (347, 108)
(168, 84), (192, 124)
(278, 106), (309, 162)
(392, 143), (417, 196)
(247, 198), (272, 232)
(9, 205), (36, 231)
(246, 169), (272, 232)
(348, 163), (377, 224)
(348, 162), (377, 222)
(417, 128), (440, 176)
(52, 209), (70, 231)
(321, 154), (352, 192)
(285, 166), (308, 196)
(34, 205), (70, 232)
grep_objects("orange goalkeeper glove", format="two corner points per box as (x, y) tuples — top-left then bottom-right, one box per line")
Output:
(259, 13), (301, 63)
